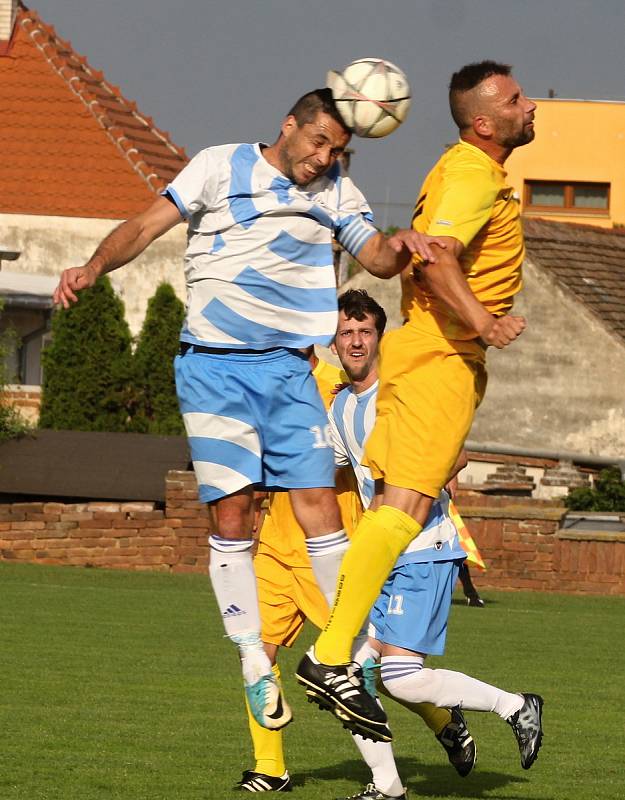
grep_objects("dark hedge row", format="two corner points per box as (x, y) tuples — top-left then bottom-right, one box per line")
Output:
(39, 278), (185, 434)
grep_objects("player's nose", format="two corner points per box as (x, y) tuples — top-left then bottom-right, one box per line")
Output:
(315, 146), (333, 168)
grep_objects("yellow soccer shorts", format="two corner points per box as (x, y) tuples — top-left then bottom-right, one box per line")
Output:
(365, 323), (487, 498)
(255, 547), (330, 648)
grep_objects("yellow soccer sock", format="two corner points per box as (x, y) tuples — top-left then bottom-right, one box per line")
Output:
(315, 506), (422, 665)
(401, 699), (451, 735)
(245, 663), (286, 777)
(377, 667), (451, 734)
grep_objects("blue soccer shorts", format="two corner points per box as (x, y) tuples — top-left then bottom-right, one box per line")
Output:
(175, 347), (336, 503)
(369, 558), (465, 656)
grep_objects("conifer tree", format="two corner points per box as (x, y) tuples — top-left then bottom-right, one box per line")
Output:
(130, 282), (185, 435)
(0, 302), (29, 441)
(39, 277), (133, 432)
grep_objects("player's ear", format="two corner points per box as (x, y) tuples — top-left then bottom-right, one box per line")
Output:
(330, 340), (338, 356)
(281, 115), (297, 138)
(473, 113), (492, 138)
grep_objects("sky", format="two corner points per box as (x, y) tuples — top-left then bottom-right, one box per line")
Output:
(33, 0), (625, 226)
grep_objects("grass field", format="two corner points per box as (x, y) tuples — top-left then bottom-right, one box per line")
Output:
(1, 561), (624, 800)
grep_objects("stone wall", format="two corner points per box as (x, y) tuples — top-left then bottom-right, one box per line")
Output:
(1, 471), (624, 596)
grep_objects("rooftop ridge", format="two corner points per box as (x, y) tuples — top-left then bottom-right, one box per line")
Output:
(524, 216), (625, 243)
(19, 3), (188, 193)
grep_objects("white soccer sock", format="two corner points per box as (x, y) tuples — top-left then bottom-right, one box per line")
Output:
(351, 732), (404, 798)
(208, 535), (271, 682)
(305, 529), (349, 607)
(381, 656), (524, 720)
(349, 642), (400, 794)
(352, 635), (381, 667)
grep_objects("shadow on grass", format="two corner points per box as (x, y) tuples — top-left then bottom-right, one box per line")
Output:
(294, 756), (534, 798)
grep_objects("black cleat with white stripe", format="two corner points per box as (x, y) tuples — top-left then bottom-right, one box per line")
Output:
(296, 649), (392, 742)
(236, 770), (292, 792)
(436, 707), (477, 777)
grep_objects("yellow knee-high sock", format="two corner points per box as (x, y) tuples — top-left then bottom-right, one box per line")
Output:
(245, 663), (286, 777)
(315, 506), (422, 665)
(409, 702), (452, 736)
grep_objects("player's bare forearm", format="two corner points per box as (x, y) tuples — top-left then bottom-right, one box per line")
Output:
(419, 246), (526, 348)
(88, 218), (152, 276)
(356, 230), (446, 279)
(53, 197), (182, 307)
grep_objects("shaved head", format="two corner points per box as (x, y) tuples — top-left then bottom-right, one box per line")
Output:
(449, 61), (512, 131)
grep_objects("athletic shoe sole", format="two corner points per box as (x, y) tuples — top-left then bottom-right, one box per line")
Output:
(297, 677), (392, 743)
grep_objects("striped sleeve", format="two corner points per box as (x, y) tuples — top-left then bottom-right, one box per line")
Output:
(162, 147), (220, 218)
(334, 175), (377, 256)
(335, 215), (378, 256)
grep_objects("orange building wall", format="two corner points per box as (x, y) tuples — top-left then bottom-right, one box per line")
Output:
(505, 98), (625, 228)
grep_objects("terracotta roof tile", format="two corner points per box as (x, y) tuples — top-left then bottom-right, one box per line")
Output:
(524, 217), (625, 344)
(0, 3), (189, 219)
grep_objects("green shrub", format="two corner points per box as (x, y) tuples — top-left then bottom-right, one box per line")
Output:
(39, 277), (133, 432)
(565, 466), (625, 512)
(129, 283), (185, 435)
(0, 303), (30, 442)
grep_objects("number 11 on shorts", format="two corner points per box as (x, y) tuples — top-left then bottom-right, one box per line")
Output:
(388, 594), (404, 615)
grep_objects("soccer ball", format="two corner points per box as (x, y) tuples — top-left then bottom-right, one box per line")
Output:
(326, 58), (412, 138)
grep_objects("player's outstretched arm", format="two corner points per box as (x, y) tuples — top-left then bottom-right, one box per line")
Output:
(419, 238), (526, 349)
(355, 229), (447, 279)
(53, 196), (183, 308)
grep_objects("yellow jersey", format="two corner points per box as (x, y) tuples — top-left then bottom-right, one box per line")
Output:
(405, 139), (524, 340)
(257, 358), (361, 568)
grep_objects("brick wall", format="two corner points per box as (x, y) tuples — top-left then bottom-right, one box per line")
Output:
(1, 385), (41, 424)
(0, 471), (209, 573)
(457, 493), (625, 595)
(1, 472), (624, 595)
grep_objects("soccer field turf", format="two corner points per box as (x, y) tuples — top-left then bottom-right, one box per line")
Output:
(1, 561), (623, 800)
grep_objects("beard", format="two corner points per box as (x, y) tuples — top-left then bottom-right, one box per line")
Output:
(277, 141), (318, 187)
(277, 144), (297, 184)
(343, 355), (375, 384)
(500, 121), (535, 149)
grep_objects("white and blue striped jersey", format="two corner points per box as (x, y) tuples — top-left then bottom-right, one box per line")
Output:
(328, 381), (378, 507)
(328, 383), (467, 565)
(164, 143), (377, 350)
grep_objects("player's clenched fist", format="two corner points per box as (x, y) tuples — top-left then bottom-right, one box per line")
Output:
(480, 314), (526, 349)
(53, 264), (98, 308)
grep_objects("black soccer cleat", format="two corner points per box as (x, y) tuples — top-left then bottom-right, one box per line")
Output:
(335, 783), (407, 800)
(436, 706), (477, 777)
(465, 595), (485, 608)
(507, 693), (544, 770)
(236, 769), (292, 792)
(296, 649), (392, 742)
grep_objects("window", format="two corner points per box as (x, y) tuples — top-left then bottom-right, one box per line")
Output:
(525, 181), (609, 214)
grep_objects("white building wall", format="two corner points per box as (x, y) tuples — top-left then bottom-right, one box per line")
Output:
(339, 258), (625, 459)
(1, 213), (188, 336)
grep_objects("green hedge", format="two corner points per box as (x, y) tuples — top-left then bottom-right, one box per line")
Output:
(39, 277), (133, 432)
(129, 283), (185, 435)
